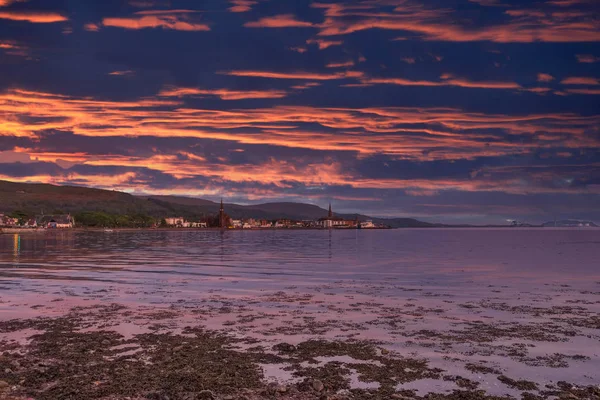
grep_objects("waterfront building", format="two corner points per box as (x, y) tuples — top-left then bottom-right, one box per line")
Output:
(165, 217), (186, 227)
(0, 215), (19, 227)
(218, 199), (230, 228)
(360, 220), (375, 229)
(318, 203), (354, 228)
(43, 214), (75, 229)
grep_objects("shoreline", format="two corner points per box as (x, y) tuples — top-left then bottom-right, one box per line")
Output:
(2, 226), (599, 234)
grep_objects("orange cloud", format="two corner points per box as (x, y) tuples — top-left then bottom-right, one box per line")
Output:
(84, 22), (100, 31)
(220, 70), (363, 80)
(1, 88), (598, 165)
(228, 0), (257, 13)
(11, 145), (599, 196)
(524, 87), (552, 94)
(306, 38), (343, 49)
(289, 46), (307, 53)
(537, 73), (554, 82)
(311, 1), (600, 43)
(109, 70), (135, 76)
(244, 14), (313, 28)
(441, 75), (521, 89)
(363, 74), (521, 90)
(290, 82), (321, 90)
(158, 86), (288, 100)
(0, 41), (26, 56)
(103, 10), (209, 31)
(561, 76), (600, 85)
(0, 11), (67, 23)
(326, 61), (355, 68)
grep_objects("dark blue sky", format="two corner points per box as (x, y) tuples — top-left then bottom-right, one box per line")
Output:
(0, 0), (599, 224)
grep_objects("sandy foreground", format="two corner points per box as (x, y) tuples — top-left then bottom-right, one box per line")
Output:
(1, 277), (599, 400)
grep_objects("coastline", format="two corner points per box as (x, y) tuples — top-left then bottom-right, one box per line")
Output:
(0, 226), (389, 234)
(2, 226), (599, 235)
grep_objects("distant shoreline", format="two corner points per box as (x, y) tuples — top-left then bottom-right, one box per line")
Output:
(2, 226), (599, 234)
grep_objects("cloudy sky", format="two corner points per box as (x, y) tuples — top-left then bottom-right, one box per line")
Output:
(0, 0), (598, 224)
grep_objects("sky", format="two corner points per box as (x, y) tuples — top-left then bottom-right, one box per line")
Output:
(0, 0), (599, 224)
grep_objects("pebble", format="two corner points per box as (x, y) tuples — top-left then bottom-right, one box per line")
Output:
(312, 379), (324, 392)
(277, 384), (288, 393)
(0, 380), (9, 391)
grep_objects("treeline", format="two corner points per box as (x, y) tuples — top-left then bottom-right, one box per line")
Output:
(74, 212), (156, 228)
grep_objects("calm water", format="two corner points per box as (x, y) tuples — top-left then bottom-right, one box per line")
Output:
(1, 228), (599, 394)
(1, 228), (599, 287)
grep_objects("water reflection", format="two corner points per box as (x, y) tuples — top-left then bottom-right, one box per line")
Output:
(13, 234), (20, 262)
(0, 229), (599, 287)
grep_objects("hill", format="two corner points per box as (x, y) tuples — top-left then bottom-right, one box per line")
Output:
(0, 180), (164, 216)
(0, 180), (435, 228)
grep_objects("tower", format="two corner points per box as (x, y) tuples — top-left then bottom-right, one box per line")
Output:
(328, 203), (333, 218)
(219, 199), (226, 228)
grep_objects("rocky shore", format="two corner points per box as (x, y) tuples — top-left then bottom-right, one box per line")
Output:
(1, 299), (599, 400)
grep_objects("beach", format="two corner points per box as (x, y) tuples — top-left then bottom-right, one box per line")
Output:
(1, 229), (599, 400)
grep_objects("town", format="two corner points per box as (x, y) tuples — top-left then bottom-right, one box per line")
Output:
(0, 202), (380, 230)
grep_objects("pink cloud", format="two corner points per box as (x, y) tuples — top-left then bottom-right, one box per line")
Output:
(108, 70), (135, 76)
(311, 1), (600, 43)
(84, 22), (100, 31)
(158, 86), (288, 100)
(363, 74), (521, 90)
(244, 14), (313, 28)
(561, 76), (600, 85)
(220, 70), (364, 80)
(103, 10), (210, 31)
(228, 0), (257, 13)
(289, 46), (307, 53)
(306, 38), (343, 49)
(565, 88), (600, 95)
(537, 73), (555, 82)
(326, 61), (355, 68)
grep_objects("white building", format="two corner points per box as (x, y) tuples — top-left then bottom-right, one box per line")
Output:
(165, 217), (185, 227)
(360, 220), (375, 229)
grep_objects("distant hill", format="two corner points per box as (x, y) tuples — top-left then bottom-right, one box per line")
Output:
(0, 180), (435, 228)
(0, 180), (164, 216)
(542, 220), (598, 227)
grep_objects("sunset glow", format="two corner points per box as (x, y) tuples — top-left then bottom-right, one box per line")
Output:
(0, 0), (598, 223)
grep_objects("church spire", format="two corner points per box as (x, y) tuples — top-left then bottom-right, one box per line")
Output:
(219, 198), (226, 228)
